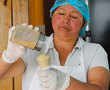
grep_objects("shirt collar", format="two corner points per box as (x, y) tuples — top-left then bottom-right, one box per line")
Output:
(46, 34), (85, 51)
(74, 37), (85, 50)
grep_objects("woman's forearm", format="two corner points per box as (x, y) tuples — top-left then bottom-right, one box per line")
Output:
(66, 77), (103, 90)
(0, 54), (11, 79)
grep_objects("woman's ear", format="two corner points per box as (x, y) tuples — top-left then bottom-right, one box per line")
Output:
(81, 21), (87, 29)
(84, 21), (87, 26)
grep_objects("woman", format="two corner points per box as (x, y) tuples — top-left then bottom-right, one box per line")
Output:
(0, 0), (109, 90)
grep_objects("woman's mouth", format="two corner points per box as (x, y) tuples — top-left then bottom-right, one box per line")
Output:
(59, 25), (71, 31)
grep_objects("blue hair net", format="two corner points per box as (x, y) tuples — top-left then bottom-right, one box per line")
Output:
(50, 0), (90, 36)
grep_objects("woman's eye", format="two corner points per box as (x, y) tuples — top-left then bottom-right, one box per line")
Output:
(58, 13), (65, 15)
(71, 16), (78, 19)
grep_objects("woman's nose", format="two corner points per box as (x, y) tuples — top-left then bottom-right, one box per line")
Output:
(64, 15), (71, 24)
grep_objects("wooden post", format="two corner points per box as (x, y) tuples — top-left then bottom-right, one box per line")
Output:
(0, 0), (13, 90)
(12, 0), (29, 90)
(0, 1), (11, 53)
(29, 0), (44, 26)
(12, 0), (29, 25)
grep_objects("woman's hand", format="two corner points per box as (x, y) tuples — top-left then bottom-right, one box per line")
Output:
(37, 69), (57, 90)
(2, 24), (32, 63)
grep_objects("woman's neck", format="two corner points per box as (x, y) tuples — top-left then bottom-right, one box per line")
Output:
(53, 34), (78, 52)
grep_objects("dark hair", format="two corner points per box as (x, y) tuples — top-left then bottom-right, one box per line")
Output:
(45, 20), (54, 36)
(44, 0), (55, 36)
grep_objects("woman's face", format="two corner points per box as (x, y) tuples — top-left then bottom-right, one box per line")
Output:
(52, 4), (84, 38)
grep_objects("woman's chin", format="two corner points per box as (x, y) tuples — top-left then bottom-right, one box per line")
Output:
(56, 32), (72, 38)
(59, 27), (71, 32)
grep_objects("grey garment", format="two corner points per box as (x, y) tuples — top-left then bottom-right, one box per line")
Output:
(21, 35), (109, 90)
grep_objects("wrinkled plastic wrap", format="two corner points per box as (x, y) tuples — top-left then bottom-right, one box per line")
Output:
(36, 54), (70, 90)
(10, 25), (40, 49)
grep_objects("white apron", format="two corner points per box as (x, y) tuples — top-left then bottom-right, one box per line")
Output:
(29, 49), (87, 90)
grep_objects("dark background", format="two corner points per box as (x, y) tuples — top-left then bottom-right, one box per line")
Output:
(89, 0), (110, 69)
(43, 0), (55, 36)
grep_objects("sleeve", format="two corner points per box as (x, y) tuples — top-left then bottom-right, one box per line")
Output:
(21, 49), (29, 67)
(21, 48), (40, 67)
(88, 44), (109, 71)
